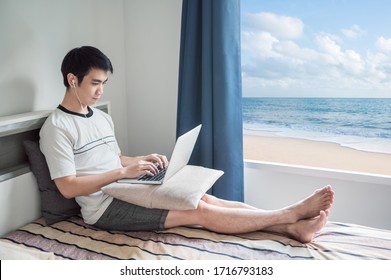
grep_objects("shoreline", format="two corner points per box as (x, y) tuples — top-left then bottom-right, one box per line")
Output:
(243, 132), (391, 176)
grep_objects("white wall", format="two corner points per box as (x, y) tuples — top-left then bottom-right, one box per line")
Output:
(0, 0), (182, 155)
(245, 160), (391, 230)
(124, 0), (182, 157)
(0, 0), (129, 151)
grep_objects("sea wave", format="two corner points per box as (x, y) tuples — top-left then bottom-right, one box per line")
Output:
(243, 98), (391, 154)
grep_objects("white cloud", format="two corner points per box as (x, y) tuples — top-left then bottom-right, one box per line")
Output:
(315, 33), (343, 64)
(315, 33), (365, 75)
(344, 50), (365, 75)
(241, 13), (391, 97)
(376, 36), (391, 53)
(341, 24), (366, 39)
(243, 12), (304, 40)
(274, 40), (319, 62)
(367, 50), (391, 80)
(241, 31), (280, 59)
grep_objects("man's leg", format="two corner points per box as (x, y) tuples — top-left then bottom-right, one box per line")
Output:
(200, 194), (258, 210)
(164, 186), (333, 241)
(263, 210), (329, 243)
(200, 185), (333, 217)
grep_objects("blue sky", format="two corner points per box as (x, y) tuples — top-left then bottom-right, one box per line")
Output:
(241, 0), (391, 97)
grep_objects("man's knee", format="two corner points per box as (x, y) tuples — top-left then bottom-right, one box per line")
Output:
(165, 200), (210, 228)
(200, 194), (217, 204)
(197, 198), (221, 221)
(197, 198), (207, 210)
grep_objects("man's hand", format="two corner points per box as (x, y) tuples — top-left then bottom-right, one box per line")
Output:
(142, 153), (169, 169)
(120, 153), (168, 179)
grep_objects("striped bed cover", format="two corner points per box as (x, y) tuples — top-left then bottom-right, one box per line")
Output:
(1, 216), (391, 260)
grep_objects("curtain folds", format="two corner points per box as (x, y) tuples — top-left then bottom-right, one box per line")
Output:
(177, 0), (244, 201)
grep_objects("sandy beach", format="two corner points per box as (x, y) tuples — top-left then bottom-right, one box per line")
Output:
(243, 132), (391, 176)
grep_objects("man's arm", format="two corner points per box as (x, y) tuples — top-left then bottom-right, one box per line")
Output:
(54, 168), (126, 198)
(55, 153), (168, 199)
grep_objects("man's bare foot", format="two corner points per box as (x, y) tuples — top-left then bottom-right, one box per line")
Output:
(288, 210), (328, 243)
(286, 185), (334, 222)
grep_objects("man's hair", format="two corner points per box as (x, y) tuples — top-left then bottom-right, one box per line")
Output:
(61, 46), (114, 87)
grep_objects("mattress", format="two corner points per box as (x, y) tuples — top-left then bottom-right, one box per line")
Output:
(1, 216), (391, 260)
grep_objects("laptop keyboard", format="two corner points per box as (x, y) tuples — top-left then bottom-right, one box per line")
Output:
(138, 168), (167, 182)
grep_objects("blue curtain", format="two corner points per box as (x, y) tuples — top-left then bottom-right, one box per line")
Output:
(177, 0), (243, 201)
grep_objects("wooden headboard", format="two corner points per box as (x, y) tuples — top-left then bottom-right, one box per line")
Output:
(0, 102), (110, 182)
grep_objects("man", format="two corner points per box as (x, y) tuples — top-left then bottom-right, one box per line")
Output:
(40, 46), (334, 243)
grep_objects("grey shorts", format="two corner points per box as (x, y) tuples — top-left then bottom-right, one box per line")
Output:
(93, 198), (169, 231)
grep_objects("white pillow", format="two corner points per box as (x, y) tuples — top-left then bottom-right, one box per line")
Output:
(101, 165), (224, 210)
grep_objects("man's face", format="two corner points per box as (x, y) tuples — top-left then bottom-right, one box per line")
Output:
(77, 68), (108, 106)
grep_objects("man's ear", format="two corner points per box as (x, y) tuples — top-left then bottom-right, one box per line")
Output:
(67, 73), (77, 87)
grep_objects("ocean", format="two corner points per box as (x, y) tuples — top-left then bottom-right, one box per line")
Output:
(242, 98), (391, 154)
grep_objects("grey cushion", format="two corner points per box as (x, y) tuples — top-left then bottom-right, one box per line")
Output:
(24, 140), (80, 225)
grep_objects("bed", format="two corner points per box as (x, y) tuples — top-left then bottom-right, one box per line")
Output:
(2, 215), (391, 260)
(1, 104), (391, 260)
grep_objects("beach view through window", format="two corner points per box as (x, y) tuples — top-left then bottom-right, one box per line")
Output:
(241, 0), (391, 175)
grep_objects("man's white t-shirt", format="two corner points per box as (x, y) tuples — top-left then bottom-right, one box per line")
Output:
(40, 105), (122, 224)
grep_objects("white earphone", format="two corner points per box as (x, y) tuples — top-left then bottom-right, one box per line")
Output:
(71, 79), (84, 114)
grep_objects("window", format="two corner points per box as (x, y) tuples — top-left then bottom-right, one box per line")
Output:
(241, 0), (391, 176)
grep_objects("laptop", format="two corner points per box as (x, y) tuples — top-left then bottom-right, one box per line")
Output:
(117, 124), (202, 185)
